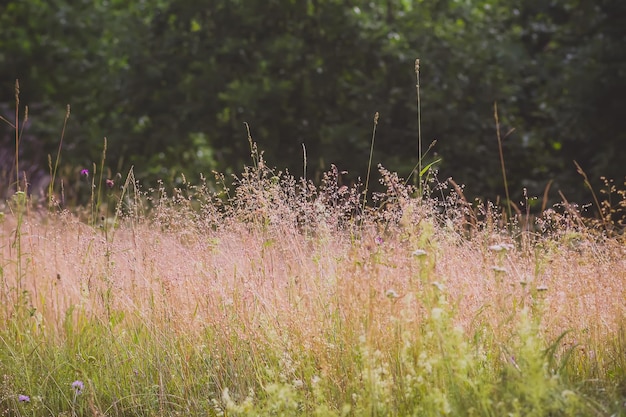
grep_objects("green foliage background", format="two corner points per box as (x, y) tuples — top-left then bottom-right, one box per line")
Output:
(1, 0), (625, 204)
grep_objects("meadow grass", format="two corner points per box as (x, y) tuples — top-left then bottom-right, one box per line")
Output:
(1, 75), (625, 416)
(0, 150), (625, 416)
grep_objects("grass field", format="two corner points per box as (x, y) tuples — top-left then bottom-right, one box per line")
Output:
(1, 151), (625, 416)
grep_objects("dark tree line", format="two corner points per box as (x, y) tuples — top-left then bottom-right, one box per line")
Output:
(1, 0), (625, 207)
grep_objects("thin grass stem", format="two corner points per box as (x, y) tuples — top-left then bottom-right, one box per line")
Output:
(48, 105), (71, 208)
(415, 59), (422, 195)
(494, 102), (512, 221)
(14, 80), (20, 192)
(362, 112), (379, 217)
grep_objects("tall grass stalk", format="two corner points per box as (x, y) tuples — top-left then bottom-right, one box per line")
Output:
(415, 58), (423, 195)
(244, 122), (258, 170)
(93, 137), (108, 225)
(6, 80), (29, 318)
(362, 111), (379, 217)
(48, 104), (71, 209)
(302, 143), (307, 181)
(494, 101), (512, 220)
(14, 80), (20, 192)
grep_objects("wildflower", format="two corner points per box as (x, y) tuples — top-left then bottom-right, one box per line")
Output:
(430, 307), (443, 321)
(80, 169), (89, 177)
(374, 236), (384, 245)
(489, 243), (514, 252)
(18, 394), (30, 402)
(385, 289), (399, 299)
(72, 380), (84, 394)
(412, 249), (427, 257)
(105, 179), (114, 189)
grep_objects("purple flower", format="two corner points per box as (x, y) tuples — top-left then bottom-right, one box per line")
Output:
(105, 179), (114, 189)
(374, 236), (384, 245)
(72, 380), (84, 394)
(80, 169), (89, 177)
(18, 394), (30, 402)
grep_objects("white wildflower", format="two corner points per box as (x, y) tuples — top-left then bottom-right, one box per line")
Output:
(385, 289), (399, 299)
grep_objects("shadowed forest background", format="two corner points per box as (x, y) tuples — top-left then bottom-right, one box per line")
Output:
(1, 0), (625, 208)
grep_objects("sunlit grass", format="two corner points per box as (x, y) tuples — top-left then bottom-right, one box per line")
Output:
(0, 151), (624, 416)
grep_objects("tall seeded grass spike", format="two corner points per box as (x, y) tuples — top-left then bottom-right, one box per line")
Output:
(14, 79), (20, 192)
(415, 58), (422, 194)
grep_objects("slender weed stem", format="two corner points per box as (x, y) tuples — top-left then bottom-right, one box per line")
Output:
(48, 105), (71, 208)
(95, 137), (108, 225)
(14, 80), (20, 192)
(302, 143), (307, 181)
(362, 111), (379, 217)
(494, 102), (512, 221)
